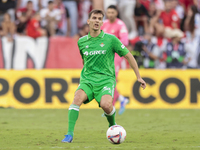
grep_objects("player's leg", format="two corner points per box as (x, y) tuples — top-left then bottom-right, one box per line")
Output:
(68, 90), (88, 134)
(62, 89), (88, 143)
(95, 81), (116, 126)
(100, 95), (117, 127)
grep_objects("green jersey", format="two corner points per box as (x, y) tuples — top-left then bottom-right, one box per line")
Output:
(77, 30), (129, 84)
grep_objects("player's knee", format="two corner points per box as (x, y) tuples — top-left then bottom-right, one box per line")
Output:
(72, 91), (86, 106)
(101, 100), (113, 112)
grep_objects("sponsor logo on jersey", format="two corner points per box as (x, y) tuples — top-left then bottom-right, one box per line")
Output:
(100, 43), (105, 47)
(83, 50), (107, 56)
(102, 86), (111, 93)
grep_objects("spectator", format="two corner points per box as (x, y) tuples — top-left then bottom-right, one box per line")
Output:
(0, 13), (15, 41)
(130, 33), (161, 68)
(26, 12), (46, 38)
(55, 0), (71, 36)
(131, 40), (145, 68)
(184, 5), (200, 68)
(78, 0), (92, 28)
(148, 2), (161, 34)
(148, 2), (157, 18)
(185, 36), (200, 69)
(40, 1), (62, 36)
(152, 0), (180, 37)
(172, 0), (184, 20)
(134, 0), (150, 35)
(62, 0), (78, 36)
(16, 0), (36, 34)
(17, 0), (42, 11)
(184, 4), (200, 36)
(118, 0), (137, 39)
(184, 5), (198, 33)
(160, 0), (180, 29)
(142, 33), (162, 68)
(163, 29), (187, 68)
(73, 24), (89, 40)
(0, 0), (16, 25)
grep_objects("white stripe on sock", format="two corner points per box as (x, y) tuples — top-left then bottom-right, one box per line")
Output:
(69, 108), (79, 111)
(69, 104), (80, 110)
(105, 106), (116, 116)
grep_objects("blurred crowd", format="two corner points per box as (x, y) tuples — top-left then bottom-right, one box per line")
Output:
(0, 0), (200, 69)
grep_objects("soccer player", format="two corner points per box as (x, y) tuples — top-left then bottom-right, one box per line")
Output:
(101, 5), (129, 115)
(62, 9), (146, 143)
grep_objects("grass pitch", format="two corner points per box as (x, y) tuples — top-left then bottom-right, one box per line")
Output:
(0, 109), (199, 150)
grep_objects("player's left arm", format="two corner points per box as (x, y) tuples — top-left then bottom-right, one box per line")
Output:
(113, 36), (146, 90)
(123, 52), (146, 90)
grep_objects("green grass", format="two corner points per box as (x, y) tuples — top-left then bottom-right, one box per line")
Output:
(0, 109), (200, 150)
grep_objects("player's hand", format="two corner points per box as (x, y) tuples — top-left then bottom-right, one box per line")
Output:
(137, 78), (146, 90)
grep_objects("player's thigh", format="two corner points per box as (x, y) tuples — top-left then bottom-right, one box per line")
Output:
(74, 83), (94, 106)
(94, 80), (115, 107)
(72, 89), (88, 106)
(100, 94), (113, 110)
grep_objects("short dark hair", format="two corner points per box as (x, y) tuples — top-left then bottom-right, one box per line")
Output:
(88, 9), (104, 19)
(107, 5), (117, 10)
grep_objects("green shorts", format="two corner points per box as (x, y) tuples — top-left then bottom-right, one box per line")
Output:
(76, 80), (116, 107)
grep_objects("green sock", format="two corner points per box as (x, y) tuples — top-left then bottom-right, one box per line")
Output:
(104, 107), (116, 127)
(67, 104), (80, 137)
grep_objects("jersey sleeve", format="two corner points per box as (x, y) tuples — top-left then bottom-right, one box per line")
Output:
(112, 36), (129, 57)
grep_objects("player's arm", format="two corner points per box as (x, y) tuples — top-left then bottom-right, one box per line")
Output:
(123, 52), (146, 90)
(113, 36), (146, 90)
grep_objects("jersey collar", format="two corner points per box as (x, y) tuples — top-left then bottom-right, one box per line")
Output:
(87, 30), (105, 40)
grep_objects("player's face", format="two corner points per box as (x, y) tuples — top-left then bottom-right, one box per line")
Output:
(87, 13), (103, 31)
(106, 8), (117, 22)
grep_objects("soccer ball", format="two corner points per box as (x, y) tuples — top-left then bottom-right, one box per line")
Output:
(106, 125), (126, 144)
